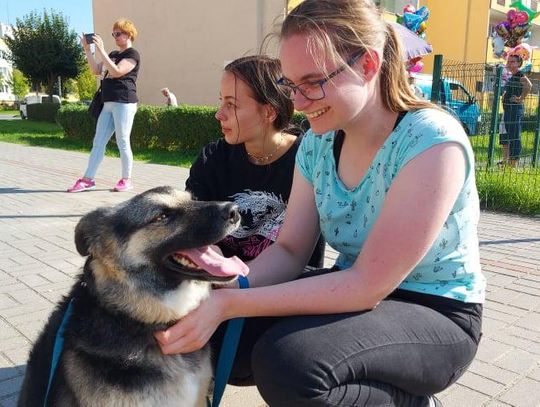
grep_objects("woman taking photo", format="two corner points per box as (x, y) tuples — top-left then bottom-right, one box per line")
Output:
(157, 1), (485, 405)
(68, 19), (140, 193)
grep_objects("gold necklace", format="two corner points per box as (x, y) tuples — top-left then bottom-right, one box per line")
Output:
(246, 132), (284, 164)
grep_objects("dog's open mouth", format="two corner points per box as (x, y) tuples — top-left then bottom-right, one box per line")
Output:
(165, 246), (249, 280)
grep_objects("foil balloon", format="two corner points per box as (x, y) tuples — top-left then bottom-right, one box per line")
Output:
(403, 4), (416, 14)
(507, 42), (533, 61)
(509, 0), (540, 22)
(492, 32), (506, 58)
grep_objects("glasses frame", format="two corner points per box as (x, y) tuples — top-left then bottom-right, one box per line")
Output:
(112, 31), (125, 38)
(277, 50), (365, 101)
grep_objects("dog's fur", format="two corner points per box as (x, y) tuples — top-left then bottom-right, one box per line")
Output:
(18, 186), (243, 407)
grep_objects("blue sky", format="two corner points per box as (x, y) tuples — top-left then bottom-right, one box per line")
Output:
(0, 0), (93, 35)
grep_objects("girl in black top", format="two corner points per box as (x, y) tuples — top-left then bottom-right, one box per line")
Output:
(186, 55), (324, 267)
(68, 19), (141, 193)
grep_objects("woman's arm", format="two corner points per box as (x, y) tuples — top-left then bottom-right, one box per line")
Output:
(156, 142), (467, 353)
(223, 141), (467, 317)
(519, 75), (532, 102)
(92, 35), (137, 78)
(81, 34), (102, 75)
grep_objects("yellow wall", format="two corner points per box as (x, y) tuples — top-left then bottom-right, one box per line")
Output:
(419, 0), (490, 72)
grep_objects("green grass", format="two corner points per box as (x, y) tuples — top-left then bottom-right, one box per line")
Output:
(469, 131), (537, 164)
(477, 168), (540, 215)
(0, 109), (19, 116)
(0, 120), (196, 167)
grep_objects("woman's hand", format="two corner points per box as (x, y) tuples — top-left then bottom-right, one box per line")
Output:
(92, 34), (105, 54)
(155, 290), (227, 354)
(80, 33), (90, 52)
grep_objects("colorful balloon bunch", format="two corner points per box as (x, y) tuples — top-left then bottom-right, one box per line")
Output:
(492, 0), (539, 58)
(397, 4), (430, 73)
(397, 4), (429, 38)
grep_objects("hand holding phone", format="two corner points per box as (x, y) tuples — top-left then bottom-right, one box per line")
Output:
(84, 33), (95, 44)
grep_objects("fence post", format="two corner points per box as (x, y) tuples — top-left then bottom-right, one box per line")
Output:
(431, 54), (443, 103)
(487, 65), (503, 167)
(533, 92), (540, 167)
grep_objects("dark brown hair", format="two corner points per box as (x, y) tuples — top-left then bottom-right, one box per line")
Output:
(224, 55), (294, 131)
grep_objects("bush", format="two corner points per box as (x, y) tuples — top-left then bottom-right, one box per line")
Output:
(27, 102), (61, 122)
(56, 104), (310, 153)
(57, 104), (224, 153)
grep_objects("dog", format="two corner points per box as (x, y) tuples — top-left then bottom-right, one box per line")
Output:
(18, 186), (248, 407)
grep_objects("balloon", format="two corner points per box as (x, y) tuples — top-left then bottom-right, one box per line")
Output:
(402, 6), (429, 34)
(492, 32), (506, 58)
(408, 61), (424, 73)
(403, 4), (416, 14)
(507, 9), (528, 27)
(507, 42), (533, 61)
(418, 21), (427, 34)
(510, 0), (540, 22)
(495, 21), (510, 38)
(512, 22), (531, 37)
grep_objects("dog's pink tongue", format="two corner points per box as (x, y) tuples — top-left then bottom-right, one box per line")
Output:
(182, 247), (249, 277)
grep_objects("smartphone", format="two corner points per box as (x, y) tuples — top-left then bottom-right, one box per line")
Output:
(84, 33), (95, 44)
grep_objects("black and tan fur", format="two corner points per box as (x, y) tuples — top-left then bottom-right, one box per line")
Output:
(18, 186), (242, 407)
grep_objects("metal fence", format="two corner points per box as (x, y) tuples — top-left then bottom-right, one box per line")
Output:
(427, 55), (540, 211)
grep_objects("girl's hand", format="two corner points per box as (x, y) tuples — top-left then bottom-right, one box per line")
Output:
(154, 290), (227, 354)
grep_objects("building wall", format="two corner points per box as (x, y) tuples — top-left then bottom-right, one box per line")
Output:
(0, 32), (15, 101)
(419, 0), (490, 71)
(92, 0), (287, 106)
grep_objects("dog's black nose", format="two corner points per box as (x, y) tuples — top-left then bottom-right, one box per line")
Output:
(221, 203), (240, 224)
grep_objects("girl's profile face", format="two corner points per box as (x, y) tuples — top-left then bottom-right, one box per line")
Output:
(279, 33), (369, 134)
(215, 71), (269, 145)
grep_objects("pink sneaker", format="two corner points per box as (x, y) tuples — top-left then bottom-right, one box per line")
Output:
(113, 178), (133, 192)
(67, 178), (95, 193)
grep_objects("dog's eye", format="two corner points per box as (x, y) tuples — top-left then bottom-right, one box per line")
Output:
(154, 213), (169, 222)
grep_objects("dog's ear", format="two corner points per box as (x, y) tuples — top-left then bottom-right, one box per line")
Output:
(75, 208), (108, 256)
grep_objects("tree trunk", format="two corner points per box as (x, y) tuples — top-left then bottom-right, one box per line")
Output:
(46, 75), (55, 102)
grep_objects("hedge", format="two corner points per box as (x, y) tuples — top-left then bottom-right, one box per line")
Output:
(56, 104), (223, 152)
(27, 103), (61, 123)
(57, 104), (308, 153)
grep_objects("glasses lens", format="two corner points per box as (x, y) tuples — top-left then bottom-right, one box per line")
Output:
(112, 32), (123, 38)
(298, 83), (324, 101)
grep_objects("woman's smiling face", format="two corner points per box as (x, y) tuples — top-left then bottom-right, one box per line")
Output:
(279, 33), (369, 135)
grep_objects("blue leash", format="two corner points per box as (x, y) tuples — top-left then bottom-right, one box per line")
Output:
(210, 276), (249, 407)
(44, 299), (74, 407)
(45, 278), (248, 407)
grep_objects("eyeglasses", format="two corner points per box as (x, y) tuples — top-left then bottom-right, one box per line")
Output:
(277, 50), (365, 101)
(112, 31), (125, 38)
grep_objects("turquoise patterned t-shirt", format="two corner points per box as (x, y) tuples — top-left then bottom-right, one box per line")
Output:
(296, 108), (485, 303)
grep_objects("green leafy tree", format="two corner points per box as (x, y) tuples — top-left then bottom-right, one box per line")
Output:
(7, 69), (30, 100)
(76, 64), (98, 100)
(5, 9), (84, 101)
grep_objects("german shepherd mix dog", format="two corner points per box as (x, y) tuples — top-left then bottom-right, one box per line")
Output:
(18, 186), (248, 407)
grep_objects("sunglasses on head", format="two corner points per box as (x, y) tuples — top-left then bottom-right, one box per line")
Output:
(112, 31), (124, 38)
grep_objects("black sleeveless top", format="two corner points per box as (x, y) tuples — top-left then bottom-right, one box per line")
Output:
(503, 72), (524, 106)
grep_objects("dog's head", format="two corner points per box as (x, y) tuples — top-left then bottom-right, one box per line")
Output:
(74, 186), (248, 323)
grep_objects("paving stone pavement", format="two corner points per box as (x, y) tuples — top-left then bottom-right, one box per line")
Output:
(0, 142), (539, 407)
